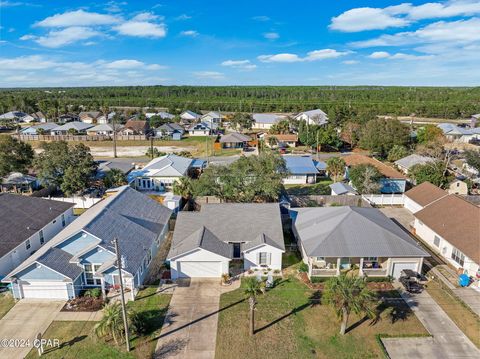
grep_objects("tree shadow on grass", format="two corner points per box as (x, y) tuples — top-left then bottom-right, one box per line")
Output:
(371, 292), (417, 325)
(43, 335), (88, 354)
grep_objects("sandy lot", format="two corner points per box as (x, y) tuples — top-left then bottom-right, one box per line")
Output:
(35, 145), (196, 158)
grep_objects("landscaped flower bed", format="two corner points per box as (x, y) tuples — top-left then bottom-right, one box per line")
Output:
(61, 289), (105, 312)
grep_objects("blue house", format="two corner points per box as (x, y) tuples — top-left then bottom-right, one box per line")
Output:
(282, 155), (327, 185)
(2, 186), (172, 301)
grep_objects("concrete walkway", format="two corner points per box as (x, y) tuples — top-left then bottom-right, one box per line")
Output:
(453, 287), (480, 317)
(383, 286), (480, 358)
(0, 300), (64, 359)
(155, 278), (239, 359)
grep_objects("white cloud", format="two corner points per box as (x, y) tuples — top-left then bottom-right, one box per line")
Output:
(132, 12), (162, 21)
(342, 60), (359, 65)
(330, 7), (410, 32)
(258, 49), (350, 63)
(180, 30), (198, 37)
(175, 14), (192, 20)
(221, 59), (257, 70)
(252, 16), (270, 21)
(104, 1), (127, 13)
(35, 10), (120, 27)
(114, 20), (166, 38)
(193, 71), (225, 80)
(263, 32), (279, 40)
(369, 51), (391, 59)
(28, 27), (102, 48)
(368, 51), (434, 60)
(103, 59), (167, 70)
(0, 1), (24, 7)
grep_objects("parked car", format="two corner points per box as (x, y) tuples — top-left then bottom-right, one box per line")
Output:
(399, 269), (424, 293)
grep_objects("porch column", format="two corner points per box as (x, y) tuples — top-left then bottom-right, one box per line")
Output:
(101, 278), (106, 300)
(308, 258), (312, 278)
(386, 258), (392, 276)
(418, 257), (424, 274)
(359, 258), (364, 276)
(336, 258), (341, 276)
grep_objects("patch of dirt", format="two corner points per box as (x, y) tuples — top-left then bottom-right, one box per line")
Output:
(62, 296), (104, 312)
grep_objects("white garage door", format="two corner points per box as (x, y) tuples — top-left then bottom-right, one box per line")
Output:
(21, 281), (70, 300)
(177, 261), (222, 278)
(391, 262), (418, 279)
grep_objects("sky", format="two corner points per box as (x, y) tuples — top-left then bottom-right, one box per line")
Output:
(0, 0), (480, 87)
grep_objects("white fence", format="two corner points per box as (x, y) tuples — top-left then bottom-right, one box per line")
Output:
(42, 196), (102, 209)
(362, 194), (405, 206)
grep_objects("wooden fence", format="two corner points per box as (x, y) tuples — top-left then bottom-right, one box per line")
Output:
(13, 134), (147, 142)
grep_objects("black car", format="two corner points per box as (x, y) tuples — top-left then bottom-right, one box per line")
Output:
(399, 270), (424, 293)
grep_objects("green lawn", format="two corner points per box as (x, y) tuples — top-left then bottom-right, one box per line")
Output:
(26, 288), (171, 359)
(0, 292), (15, 319)
(216, 277), (428, 359)
(284, 179), (333, 196)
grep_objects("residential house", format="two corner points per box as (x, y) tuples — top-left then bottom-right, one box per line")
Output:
(291, 206), (429, 279)
(413, 194), (479, 277)
(263, 134), (298, 148)
(57, 113), (80, 124)
(87, 124), (122, 136)
(79, 111), (101, 124)
(403, 182), (448, 213)
(153, 123), (184, 140)
(128, 154), (205, 192)
(50, 121), (94, 135)
(20, 123), (58, 135)
(146, 112), (175, 120)
(329, 182), (358, 196)
(201, 111), (223, 130)
(2, 187), (172, 300)
(448, 180), (468, 195)
(394, 154), (435, 175)
(188, 122), (212, 136)
(252, 113), (287, 130)
(219, 132), (251, 149)
(168, 203), (285, 279)
(0, 111), (33, 123)
(344, 154), (407, 193)
(437, 123), (480, 143)
(1, 173), (39, 194)
(283, 155), (326, 184)
(30, 111), (47, 123)
(294, 109), (329, 126)
(96, 112), (116, 124)
(180, 110), (201, 122)
(119, 120), (149, 135)
(0, 194), (74, 279)
(96, 160), (134, 180)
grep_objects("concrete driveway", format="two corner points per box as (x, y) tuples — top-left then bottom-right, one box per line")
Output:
(155, 278), (234, 359)
(0, 300), (64, 359)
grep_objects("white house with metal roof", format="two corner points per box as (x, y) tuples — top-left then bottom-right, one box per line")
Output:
(2, 187), (172, 300)
(291, 206), (429, 279)
(294, 109), (329, 126)
(252, 113), (287, 130)
(394, 154), (435, 174)
(168, 203), (285, 279)
(50, 121), (94, 135)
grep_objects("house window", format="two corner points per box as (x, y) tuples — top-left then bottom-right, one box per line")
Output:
(61, 214), (66, 227)
(364, 257), (378, 262)
(84, 264), (102, 285)
(316, 256), (325, 261)
(232, 243), (241, 259)
(259, 252), (268, 265)
(26, 239), (31, 250)
(433, 236), (441, 247)
(451, 248), (465, 267)
(39, 230), (44, 245)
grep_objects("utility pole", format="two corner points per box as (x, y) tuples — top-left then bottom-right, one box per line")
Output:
(205, 132), (209, 165)
(150, 136), (154, 159)
(316, 130), (319, 158)
(112, 238), (130, 352)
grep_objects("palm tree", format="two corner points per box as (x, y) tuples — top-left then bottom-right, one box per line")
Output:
(268, 136), (278, 148)
(244, 277), (263, 336)
(103, 168), (127, 189)
(323, 275), (375, 335)
(173, 176), (193, 199)
(94, 302), (125, 345)
(326, 157), (346, 182)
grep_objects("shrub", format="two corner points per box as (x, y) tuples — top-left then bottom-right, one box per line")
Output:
(310, 276), (330, 283)
(84, 288), (102, 298)
(298, 262), (309, 273)
(365, 276), (393, 283)
(129, 310), (149, 335)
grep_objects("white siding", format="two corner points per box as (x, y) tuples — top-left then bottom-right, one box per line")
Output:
(243, 245), (283, 271)
(283, 175), (308, 185)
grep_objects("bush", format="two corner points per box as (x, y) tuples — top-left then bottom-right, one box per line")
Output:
(129, 310), (149, 335)
(298, 262), (309, 273)
(84, 288), (102, 298)
(365, 276), (393, 283)
(310, 276), (331, 283)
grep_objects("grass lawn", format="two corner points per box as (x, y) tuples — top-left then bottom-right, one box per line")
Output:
(216, 277), (428, 359)
(284, 178), (333, 196)
(425, 278), (480, 347)
(25, 288), (171, 359)
(0, 292), (15, 320)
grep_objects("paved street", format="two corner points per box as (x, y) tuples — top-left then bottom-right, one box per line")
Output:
(0, 300), (64, 359)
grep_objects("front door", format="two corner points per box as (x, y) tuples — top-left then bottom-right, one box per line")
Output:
(233, 243), (241, 259)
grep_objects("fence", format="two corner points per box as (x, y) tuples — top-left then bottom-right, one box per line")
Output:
(13, 134), (147, 142)
(288, 195), (371, 208)
(42, 196), (102, 209)
(362, 194), (405, 206)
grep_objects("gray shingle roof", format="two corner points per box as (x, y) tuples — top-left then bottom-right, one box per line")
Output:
(168, 203), (284, 259)
(219, 132), (251, 143)
(37, 247), (83, 280)
(53, 121), (94, 131)
(0, 194), (73, 258)
(140, 154), (193, 177)
(292, 206), (429, 258)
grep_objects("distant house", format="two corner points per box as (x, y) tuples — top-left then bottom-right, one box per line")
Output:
(437, 123), (480, 143)
(252, 113), (287, 130)
(1, 173), (39, 194)
(2, 187), (172, 300)
(154, 123), (184, 140)
(51, 121), (93, 135)
(219, 132), (251, 148)
(263, 134), (298, 148)
(413, 194), (479, 277)
(404, 182), (447, 213)
(0, 111), (32, 123)
(291, 206), (429, 279)
(294, 109), (328, 126)
(20, 123), (58, 135)
(0, 194), (74, 279)
(79, 111), (101, 124)
(57, 113), (80, 124)
(201, 111), (223, 130)
(448, 180), (468, 195)
(329, 182), (358, 196)
(128, 154), (206, 192)
(87, 124), (122, 136)
(168, 203), (285, 279)
(119, 120), (149, 135)
(394, 154), (435, 174)
(344, 154), (407, 194)
(96, 112), (116, 124)
(96, 160), (134, 179)
(283, 155), (326, 184)
(30, 111), (47, 123)
(188, 122), (212, 136)
(180, 110), (201, 122)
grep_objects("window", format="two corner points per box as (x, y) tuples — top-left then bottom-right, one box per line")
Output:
(84, 264), (101, 285)
(451, 248), (465, 267)
(259, 252), (268, 265)
(232, 243), (241, 258)
(364, 257), (378, 262)
(433, 236), (441, 247)
(61, 214), (66, 227)
(39, 230), (44, 245)
(25, 239), (31, 250)
(316, 256), (325, 262)
(52, 220), (56, 224)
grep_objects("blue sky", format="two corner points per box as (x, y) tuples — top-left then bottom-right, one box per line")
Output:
(1, 0), (480, 87)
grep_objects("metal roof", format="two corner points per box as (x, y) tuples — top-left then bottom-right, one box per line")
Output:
(283, 155), (319, 175)
(395, 154), (435, 170)
(219, 132), (251, 143)
(53, 121), (94, 131)
(252, 113), (286, 124)
(329, 182), (358, 195)
(292, 206), (429, 258)
(129, 154), (194, 180)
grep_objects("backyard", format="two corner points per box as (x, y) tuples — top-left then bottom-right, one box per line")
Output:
(0, 292), (15, 320)
(215, 276), (428, 359)
(284, 178), (333, 196)
(25, 287), (171, 359)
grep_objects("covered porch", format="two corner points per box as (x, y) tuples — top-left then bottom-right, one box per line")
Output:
(308, 256), (390, 278)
